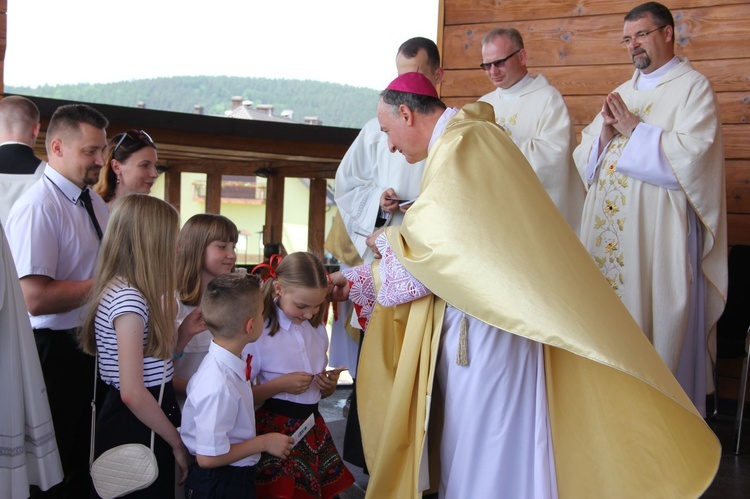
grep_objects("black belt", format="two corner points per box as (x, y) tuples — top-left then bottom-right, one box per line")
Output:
(33, 327), (78, 335)
(262, 398), (319, 419)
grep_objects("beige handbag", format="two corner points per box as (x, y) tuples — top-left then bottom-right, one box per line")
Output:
(89, 358), (166, 498)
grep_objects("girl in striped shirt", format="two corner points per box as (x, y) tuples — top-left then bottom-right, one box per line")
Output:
(79, 195), (203, 497)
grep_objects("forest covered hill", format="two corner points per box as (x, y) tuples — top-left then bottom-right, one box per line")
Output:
(7, 75), (382, 129)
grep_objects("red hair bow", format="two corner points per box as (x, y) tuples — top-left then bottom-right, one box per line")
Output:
(250, 254), (283, 282)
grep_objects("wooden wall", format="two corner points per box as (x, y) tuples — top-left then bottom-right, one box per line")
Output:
(437, 0), (750, 245)
(0, 0), (6, 94)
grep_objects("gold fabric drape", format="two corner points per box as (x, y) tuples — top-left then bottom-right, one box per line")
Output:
(357, 103), (719, 498)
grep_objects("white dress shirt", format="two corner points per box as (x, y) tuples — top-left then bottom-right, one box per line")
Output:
(181, 341), (259, 467)
(243, 303), (329, 405)
(5, 165), (108, 329)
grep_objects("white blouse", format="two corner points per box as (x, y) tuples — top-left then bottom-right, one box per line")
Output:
(243, 302), (329, 405)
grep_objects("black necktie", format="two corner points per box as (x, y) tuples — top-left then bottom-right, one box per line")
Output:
(79, 189), (103, 240)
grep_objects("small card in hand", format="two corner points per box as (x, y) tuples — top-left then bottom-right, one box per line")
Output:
(291, 413), (315, 448)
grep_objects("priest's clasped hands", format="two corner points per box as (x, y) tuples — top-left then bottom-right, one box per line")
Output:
(599, 92), (641, 145)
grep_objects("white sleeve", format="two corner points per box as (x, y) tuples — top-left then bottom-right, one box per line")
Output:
(585, 138), (606, 185)
(6, 199), (59, 279)
(617, 124), (680, 190)
(334, 119), (387, 258)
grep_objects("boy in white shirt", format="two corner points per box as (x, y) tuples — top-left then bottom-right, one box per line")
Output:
(181, 273), (293, 498)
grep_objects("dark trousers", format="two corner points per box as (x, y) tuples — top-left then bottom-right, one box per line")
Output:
(184, 462), (257, 499)
(30, 328), (95, 499)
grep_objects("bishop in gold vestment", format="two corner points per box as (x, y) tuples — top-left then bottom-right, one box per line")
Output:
(332, 72), (721, 499)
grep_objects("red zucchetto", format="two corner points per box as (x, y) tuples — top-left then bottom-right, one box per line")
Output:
(384, 72), (439, 98)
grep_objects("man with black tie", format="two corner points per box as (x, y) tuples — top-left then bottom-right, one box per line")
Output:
(0, 96), (46, 226)
(6, 103), (109, 498)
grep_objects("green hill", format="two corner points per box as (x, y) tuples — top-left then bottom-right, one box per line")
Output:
(6, 76), (381, 129)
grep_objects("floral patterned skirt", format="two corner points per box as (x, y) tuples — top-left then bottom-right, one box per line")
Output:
(255, 401), (355, 499)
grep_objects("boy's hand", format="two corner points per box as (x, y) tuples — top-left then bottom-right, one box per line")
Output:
(264, 433), (294, 459)
(281, 372), (314, 395)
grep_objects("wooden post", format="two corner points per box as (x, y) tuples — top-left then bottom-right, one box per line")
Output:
(164, 169), (181, 215)
(264, 175), (285, 246)
(206, 173), (222, 214)
(308, 178), (327, 257)
(0, 2), (6, 95)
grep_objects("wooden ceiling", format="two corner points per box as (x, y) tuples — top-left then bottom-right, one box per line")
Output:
(21, 94), (360, 179)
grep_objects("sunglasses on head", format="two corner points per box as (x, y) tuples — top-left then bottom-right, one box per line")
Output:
(113, 129), (155, 156)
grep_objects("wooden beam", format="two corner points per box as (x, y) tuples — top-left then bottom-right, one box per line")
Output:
(206, 173), (222, 214)
(162, 158), (339, 178)
(164, 169), (181, 215)
(308, 178), (327, 257)
(264, 175), (285, 246)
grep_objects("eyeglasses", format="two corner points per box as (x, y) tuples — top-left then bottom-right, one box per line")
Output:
(113, 129), (154, 156)
(620, 25), (666, 46)
(480, 49), (522, 71)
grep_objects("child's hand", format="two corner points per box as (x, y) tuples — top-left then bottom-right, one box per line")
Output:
(175, 307), (207, 355)
(263, 432), (294, 459)
(280, 372), (314, 395)
(315, 366), (345, 397)
(173, 442), (192, 485)
(179, 307), (206, 338)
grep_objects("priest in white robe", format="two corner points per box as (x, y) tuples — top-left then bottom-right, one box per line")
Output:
(573, 2), (727, 416)
(478, 27), (584, 233)
(0, 222), (63, 498)
(331, 71), (719, 499)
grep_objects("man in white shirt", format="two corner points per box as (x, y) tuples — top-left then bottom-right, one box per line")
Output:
(478, 28), (583, 232)
(6, 103), (109, 498)
(573, 1), (727, 416)
(0, 96), (46, 226)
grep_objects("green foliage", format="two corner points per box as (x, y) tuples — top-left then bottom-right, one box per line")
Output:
(7, 76), (381, 129)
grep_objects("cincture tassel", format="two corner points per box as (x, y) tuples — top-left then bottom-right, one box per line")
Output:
(456, 313), (469, 366)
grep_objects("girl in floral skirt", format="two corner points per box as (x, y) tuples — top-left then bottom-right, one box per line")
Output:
(245, 252), (354, 498)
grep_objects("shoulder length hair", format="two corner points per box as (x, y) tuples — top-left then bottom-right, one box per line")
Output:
(176, 213), (239, 307)
(80, 194), (180, 359)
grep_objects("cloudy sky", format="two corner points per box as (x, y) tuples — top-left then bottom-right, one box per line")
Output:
(4, 0), (439, 90)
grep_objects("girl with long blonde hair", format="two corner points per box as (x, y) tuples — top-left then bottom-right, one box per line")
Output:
(80, 194), (202, 497)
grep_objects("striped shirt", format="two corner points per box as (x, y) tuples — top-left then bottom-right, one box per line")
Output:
(94, 277), (173, 389)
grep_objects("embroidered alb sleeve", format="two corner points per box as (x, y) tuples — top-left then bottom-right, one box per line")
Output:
(342, 265), (376, 329)
(376, 234), (430, 307)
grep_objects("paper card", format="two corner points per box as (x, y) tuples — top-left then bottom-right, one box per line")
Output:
(291, 413), (315, 448)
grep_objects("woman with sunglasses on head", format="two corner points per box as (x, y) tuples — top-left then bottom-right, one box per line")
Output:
(94, 129), (159, 210)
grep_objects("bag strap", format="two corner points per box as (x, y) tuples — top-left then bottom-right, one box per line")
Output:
(89, 356), (168, 467)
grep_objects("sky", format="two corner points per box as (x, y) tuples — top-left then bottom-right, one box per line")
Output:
(4, 0), (440, 91)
